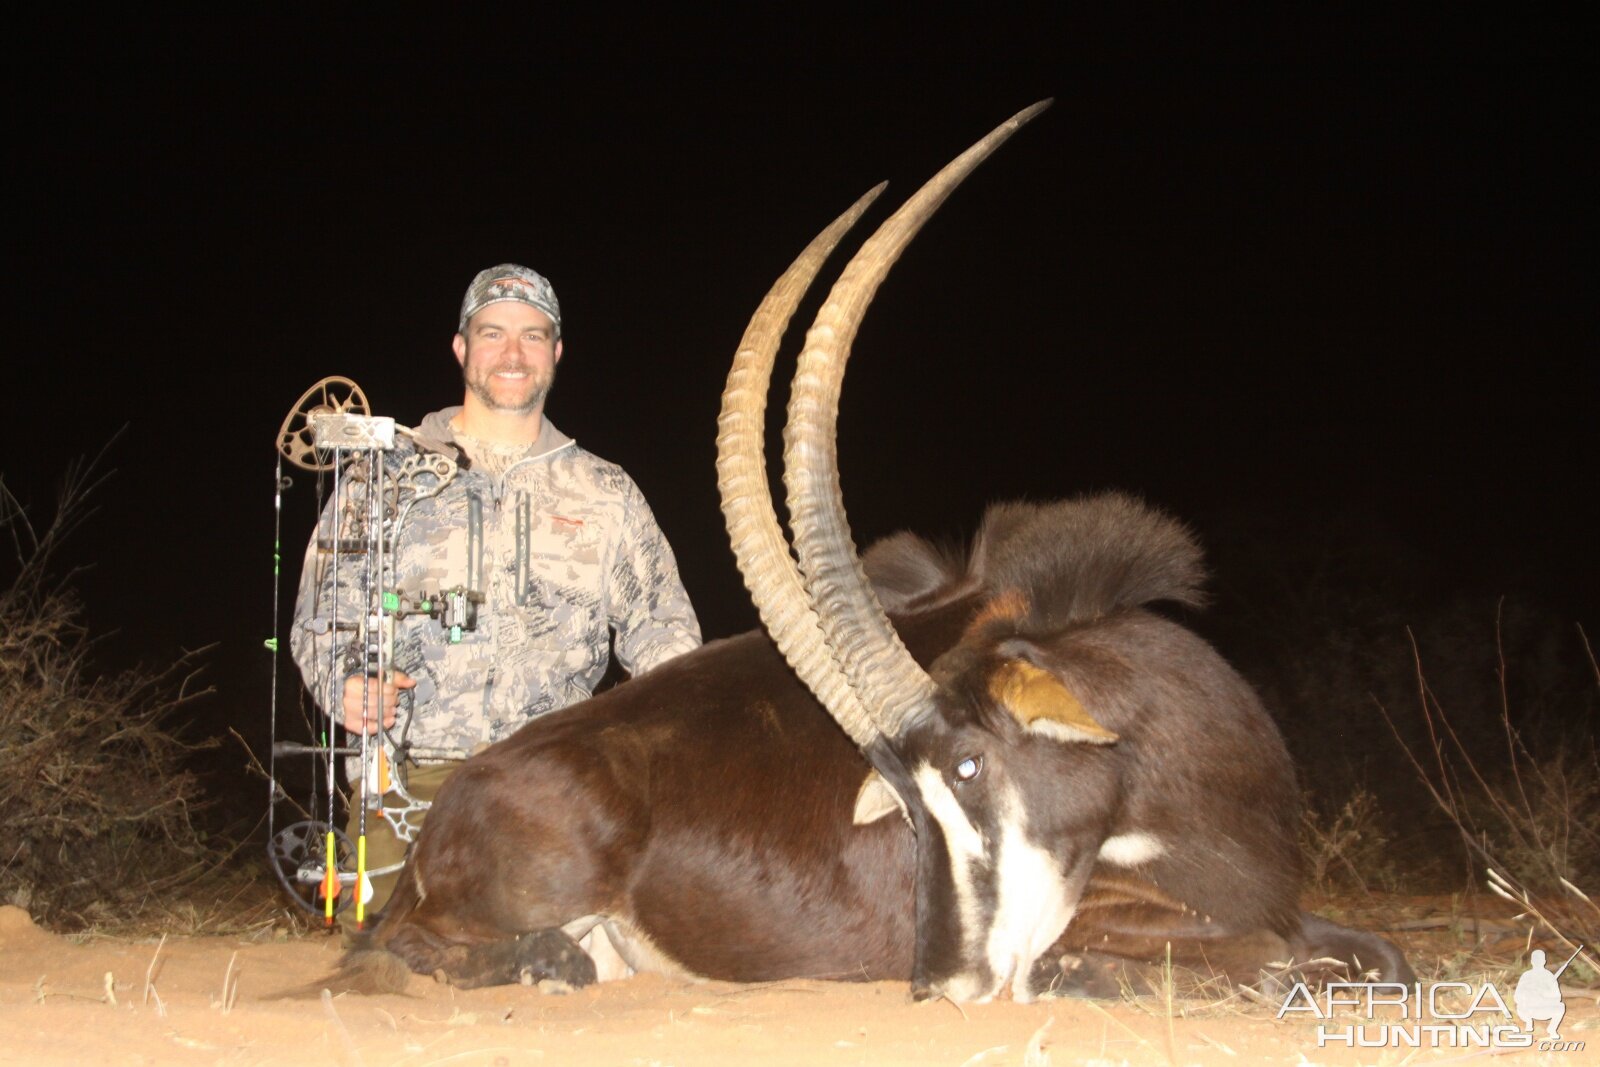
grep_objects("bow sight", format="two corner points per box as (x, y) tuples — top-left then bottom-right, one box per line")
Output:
(266, 376), (478, 928)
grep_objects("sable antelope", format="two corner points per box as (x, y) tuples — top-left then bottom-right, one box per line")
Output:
(335, 103), (1413, 1002)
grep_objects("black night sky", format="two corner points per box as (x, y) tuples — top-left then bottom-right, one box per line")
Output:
(7, 14), (1591, 792)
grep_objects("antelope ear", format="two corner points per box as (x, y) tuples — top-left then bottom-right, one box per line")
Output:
(853, 770), (910, 826)
(988, 659), (1119, 744)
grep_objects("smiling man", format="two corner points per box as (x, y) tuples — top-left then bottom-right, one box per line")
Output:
(453, 269), (563, 430)
(291, 263), (701, 919)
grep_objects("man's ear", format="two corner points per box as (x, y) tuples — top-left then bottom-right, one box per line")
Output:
(553, 338), (564, 365)
(452, 333), (468, 367)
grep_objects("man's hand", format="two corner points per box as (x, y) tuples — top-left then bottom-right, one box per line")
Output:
(341, 671), (416, 734)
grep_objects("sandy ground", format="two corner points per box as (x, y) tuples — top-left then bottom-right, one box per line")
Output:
(0, 904), (1592, 1067)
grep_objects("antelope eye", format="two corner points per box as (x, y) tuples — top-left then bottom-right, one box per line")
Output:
(954, 755), (983, 783)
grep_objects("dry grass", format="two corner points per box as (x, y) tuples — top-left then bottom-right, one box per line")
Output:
(1377, 606), (1599, 984)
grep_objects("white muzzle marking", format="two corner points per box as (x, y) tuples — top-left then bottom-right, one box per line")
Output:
(987, 786), (1071, 1002)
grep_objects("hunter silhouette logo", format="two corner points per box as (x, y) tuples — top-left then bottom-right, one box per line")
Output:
(1514, 947), (1575, 1040)
(1277, 945), (1586, 1052)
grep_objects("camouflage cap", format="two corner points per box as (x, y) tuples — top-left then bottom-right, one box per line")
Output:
(458, 264), (562, 337)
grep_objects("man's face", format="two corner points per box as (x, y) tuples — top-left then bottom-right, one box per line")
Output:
(452, 302), (563, 414)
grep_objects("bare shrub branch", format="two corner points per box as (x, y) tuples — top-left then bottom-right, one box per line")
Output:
(0, 461), (226, 929)
(1377, 613), (1598, 967)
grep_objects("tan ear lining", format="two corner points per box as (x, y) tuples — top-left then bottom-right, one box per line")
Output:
(988, 659), (1119, 744)
(853, 770), (910, 826)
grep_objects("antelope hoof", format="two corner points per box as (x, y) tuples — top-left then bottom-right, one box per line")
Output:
(512, 930), (597, 990)
(1032, 953), (1125, 999)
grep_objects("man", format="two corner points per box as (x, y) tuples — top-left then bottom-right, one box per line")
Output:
(291, 264), (701, 916)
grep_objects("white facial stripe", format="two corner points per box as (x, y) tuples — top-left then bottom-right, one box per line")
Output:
(987, 785), (1072, 1002)
(912, 763), (984, 858)
(1097, 831), (1166, 868)
(913, 762), (986, 966)
(915, 765), (1078, 1003)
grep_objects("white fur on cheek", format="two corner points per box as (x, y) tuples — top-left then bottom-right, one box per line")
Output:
(1097, 831), (1166, 868)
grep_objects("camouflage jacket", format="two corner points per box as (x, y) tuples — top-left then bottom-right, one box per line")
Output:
(290, 408), (701, 759)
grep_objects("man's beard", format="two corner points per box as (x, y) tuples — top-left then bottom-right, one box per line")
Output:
(464, 360), (556, 414)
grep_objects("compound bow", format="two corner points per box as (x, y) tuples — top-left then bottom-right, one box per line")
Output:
(266, 376), (473, 927)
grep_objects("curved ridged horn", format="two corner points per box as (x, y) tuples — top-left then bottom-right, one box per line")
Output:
(784, 101), (1051, 737)
(717, 185), (887, 747)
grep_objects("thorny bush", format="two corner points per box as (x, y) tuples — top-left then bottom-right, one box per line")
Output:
(0, 461), (219, 929)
